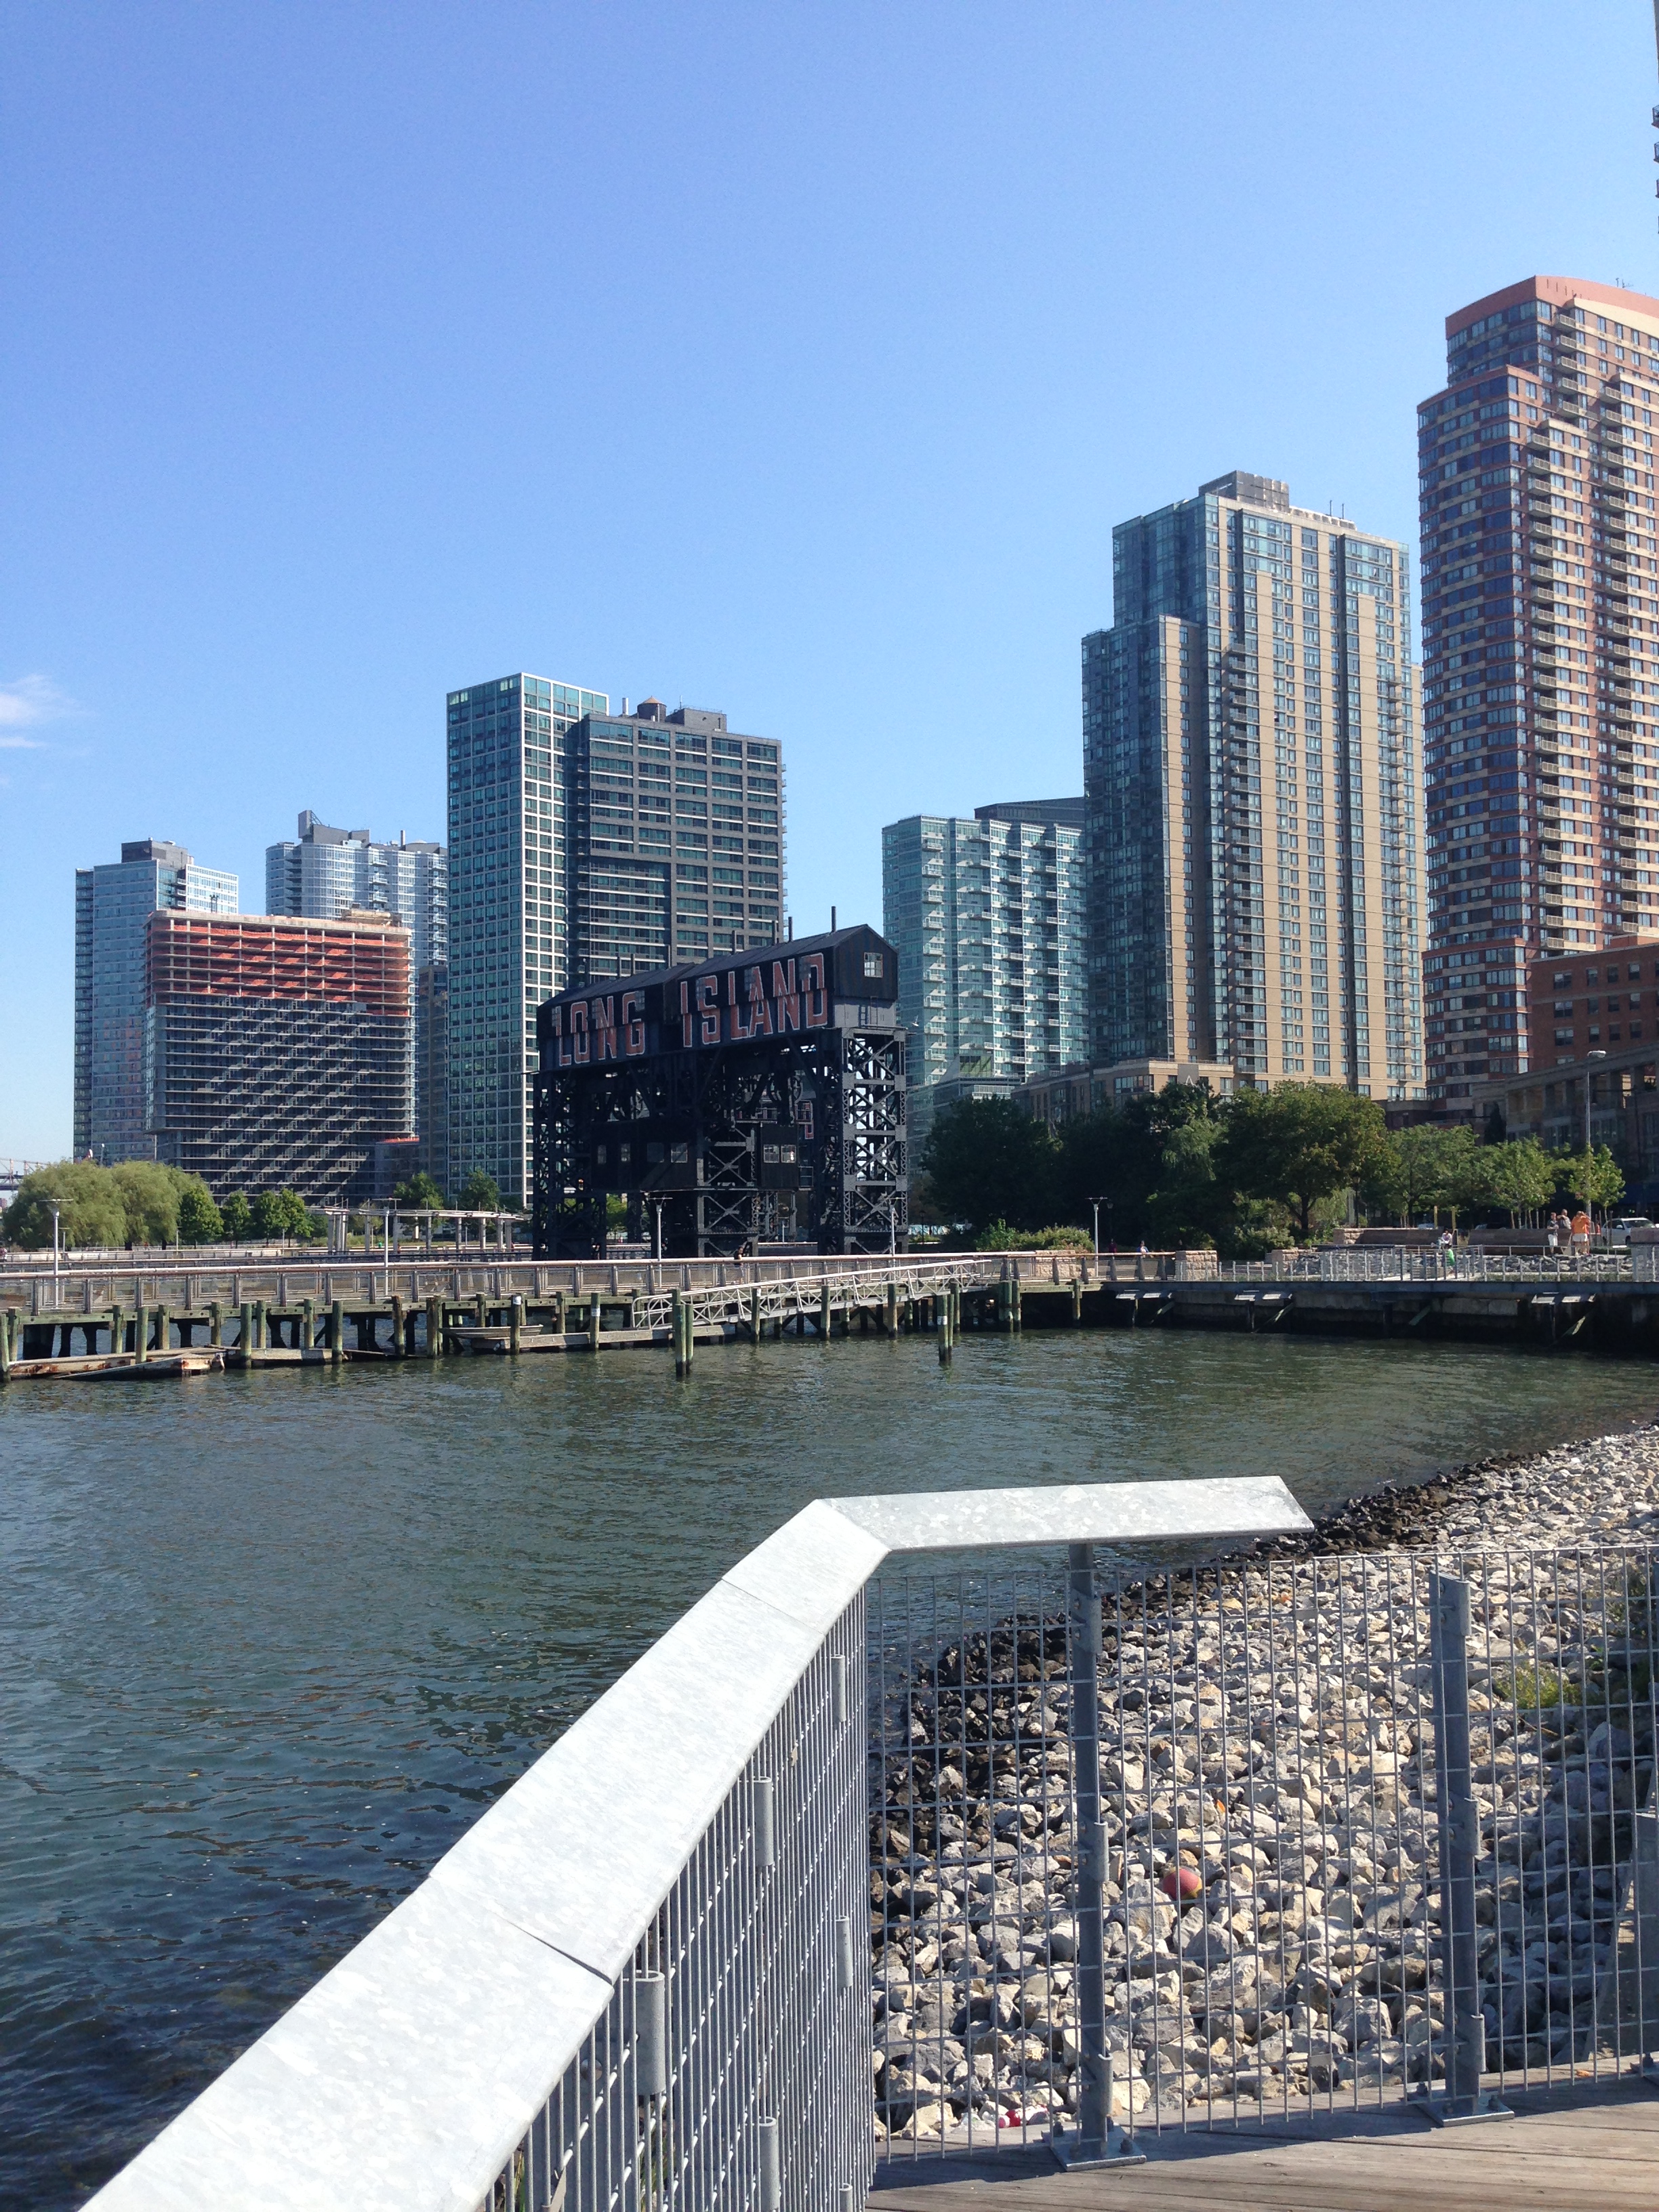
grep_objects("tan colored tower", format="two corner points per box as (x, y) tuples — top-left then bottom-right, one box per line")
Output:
(1419, 279), (1659, 1099)
(1084, 473), (1426, 1097)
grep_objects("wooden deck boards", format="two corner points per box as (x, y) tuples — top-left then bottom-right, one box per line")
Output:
(869, 2083), (1659, 2211)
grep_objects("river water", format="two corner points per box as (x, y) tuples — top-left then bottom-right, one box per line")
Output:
(3, 1327), (1658, 2205)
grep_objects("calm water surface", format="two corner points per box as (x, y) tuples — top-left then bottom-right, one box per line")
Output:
(3, 1327), (1658, 2206)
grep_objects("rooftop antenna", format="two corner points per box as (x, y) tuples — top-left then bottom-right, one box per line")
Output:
(1653, 0), (1659, 234)
(831, 904), (838, 932)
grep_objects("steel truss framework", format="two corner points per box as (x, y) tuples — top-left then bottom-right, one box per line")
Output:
(533, 1024), (905, 1259)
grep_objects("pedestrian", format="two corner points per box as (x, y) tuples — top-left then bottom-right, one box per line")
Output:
(1572, 1208), (1592, 1256)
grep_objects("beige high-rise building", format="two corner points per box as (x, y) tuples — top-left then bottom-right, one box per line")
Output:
(1418, 277), (1659, 1100)
(1083, 472), (1427, 1097)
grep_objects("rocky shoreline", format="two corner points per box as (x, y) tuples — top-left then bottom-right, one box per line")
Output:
(872, 1419), (1659, 2142)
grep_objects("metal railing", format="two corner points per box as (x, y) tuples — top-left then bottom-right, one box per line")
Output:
(1221, 1248), (1637, 1286)
(86, 1479), (1306, 2211)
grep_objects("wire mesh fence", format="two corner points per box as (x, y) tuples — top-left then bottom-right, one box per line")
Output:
(869, 1543), (1659, 2154)
(479, 1600), (873, 2212)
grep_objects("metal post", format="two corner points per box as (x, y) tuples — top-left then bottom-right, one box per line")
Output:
(510, 1295), (523, 1356)
(938, 1289), (953, 1365)
(589, 1290), (602, 1352)
(636, 1969), (668, 2100)
(886, 1279), (897, 1337)
(1419, 1571), (1510, 2125)
(1054, 1542), (1142, 2167)
(820, 1276), (832, 1339)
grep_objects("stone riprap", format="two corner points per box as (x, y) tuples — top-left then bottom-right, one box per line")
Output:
(871, 1425), (1659, 2141)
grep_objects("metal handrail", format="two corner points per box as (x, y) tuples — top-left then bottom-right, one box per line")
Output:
(85, 1479), (1307, 2211)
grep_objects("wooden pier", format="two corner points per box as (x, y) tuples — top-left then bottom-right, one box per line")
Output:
(871, 2075), (1659, 2211)
(5, 1247), (1659, 1383)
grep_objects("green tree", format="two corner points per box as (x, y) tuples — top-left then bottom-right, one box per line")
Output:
(252, 1189), (313, 1241)
(1552, 1144), (1625, 1218)
(1217, 1082), (1391, 1245)
(1361, 1123), (1477, 1227)
(221, 1192), (252, 1242)
(921, 1098), (1059, 1233)
(393, 1170), (445, 1211)
(176, 1180), (224, 1244)
(3, 1161), (127, 1248)
(457, 1168), (502, 1213)
(1471, 1138), (1557, 1226)
(110, 1162), (189, 1245)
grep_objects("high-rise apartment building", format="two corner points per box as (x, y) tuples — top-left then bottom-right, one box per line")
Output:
(882, 802), (1088, 1093)
(446, 675), (788, 1208)
(74, 838), (239, 1163)
(1417, 276), (1659, 1097)
(414, 960), (449, 1195)
(143, 909), (412, 1204)
(567, 697), (785, 977)
(265, 812), (447, 969)
(266, 811), (447, 1178)
(1084, 472), (1425, 1097)
(447, 674), (606, 1208)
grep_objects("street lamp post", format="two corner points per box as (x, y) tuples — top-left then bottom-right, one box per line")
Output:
(50, 1205), (60, 1296)
(653, 1202), (664, 1263)
(1088, 1193), (1107, 1258)
(888, 1201), (897, 1256)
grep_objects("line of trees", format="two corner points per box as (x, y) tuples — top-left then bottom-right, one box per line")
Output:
(1, 1162), (324, 1250)
(917, 1082), (1627, 1256)
(1, 1160), (516, 1254)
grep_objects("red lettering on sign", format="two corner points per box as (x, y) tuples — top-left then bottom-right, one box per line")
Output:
(571, 1000), (590, 1064)
(802, 952), (827, 1027)
(622, 990), (645, 1056)
(696, 974), (720, 1046)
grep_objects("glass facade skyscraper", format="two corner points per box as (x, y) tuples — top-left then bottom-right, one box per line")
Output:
(446, 677), (787, 1208)
(74, 838), (238, 1164)
(1084, 471), (1425, 1097)
(1417, 277), (1659, 1097)
(882, 804), (1086, 1091)
(447, 674), (606, 1208)
(265, 812), (447, 971)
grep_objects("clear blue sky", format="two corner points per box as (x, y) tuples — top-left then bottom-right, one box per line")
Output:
(3, 0), (1655, 1158)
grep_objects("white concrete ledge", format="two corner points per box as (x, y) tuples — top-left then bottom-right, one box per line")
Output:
(87, 1478), (1308, 2211)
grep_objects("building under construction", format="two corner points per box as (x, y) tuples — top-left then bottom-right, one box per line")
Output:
(144, 909), (414, 1204)
(532, 924), (905, 1258)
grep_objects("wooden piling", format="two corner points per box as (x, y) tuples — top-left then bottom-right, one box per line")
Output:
(209, 1301), (222, 1347)
(820, 1277), (832, 1339)
(389, 1294), (405, 1359)
(239, 1302), (252, 1356)
(134, 1300), (148, 1366)
(331, 1299), (345, 1365)
(302, 1297), (316, 1354)
(509, 1296), (523, 1356)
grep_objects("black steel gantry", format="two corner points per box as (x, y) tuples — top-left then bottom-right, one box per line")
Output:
(531, 926), (906, 1259)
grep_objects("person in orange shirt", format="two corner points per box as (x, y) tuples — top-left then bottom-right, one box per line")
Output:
(1572, 1209), (1593, 1255)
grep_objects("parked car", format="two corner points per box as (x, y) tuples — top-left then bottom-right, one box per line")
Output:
(1606, 1217), (1653, 1248)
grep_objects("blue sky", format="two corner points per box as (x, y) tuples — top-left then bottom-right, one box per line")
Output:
(3, 0), (1656, 1157)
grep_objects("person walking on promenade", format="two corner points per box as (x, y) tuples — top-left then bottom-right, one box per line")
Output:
(1572, 1209), (1593, 1257)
